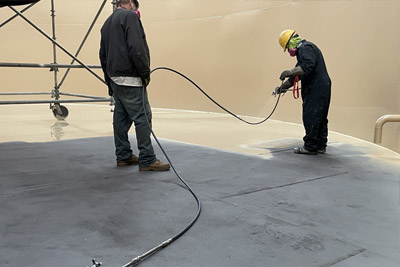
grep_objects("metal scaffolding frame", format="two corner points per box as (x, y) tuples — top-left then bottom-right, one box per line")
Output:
(0, 0), (114, 119)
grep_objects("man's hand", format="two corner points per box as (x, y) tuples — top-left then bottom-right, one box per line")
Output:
(279, 70), (291, 81)
(141, 75), (151, 87)
(104, 75), (113, 96)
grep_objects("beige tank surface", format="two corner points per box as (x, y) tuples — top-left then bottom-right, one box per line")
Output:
(0, 104), (398, 165)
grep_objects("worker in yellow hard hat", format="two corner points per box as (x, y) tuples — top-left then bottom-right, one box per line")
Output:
(274, 30), (332, 155)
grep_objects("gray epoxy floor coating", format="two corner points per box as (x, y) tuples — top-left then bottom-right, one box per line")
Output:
(0, 137), (399, 267)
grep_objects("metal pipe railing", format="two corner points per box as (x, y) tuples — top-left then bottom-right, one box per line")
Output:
(0, 99), (111, 105)
(0, 92), (50, 95)
(0, 62), (101, 69)
(59, 92), (107, 99)
(373, 114), (400, 144)
(49, 0), (60, 100)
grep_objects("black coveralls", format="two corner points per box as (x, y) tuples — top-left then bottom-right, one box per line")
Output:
(289, 40), (331, 152)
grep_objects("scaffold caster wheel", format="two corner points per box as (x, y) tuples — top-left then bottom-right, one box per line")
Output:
(52, 104), (69, 120)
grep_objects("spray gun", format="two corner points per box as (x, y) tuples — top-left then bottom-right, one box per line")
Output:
(272, 86), (288, 97)
(272, 75), (300, 99)
(272, 79), (287, 97)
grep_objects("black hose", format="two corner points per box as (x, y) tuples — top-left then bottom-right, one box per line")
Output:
(120, 67), (282, 266)
(150, 67), (282, 125)
(121, 85), (201, 267)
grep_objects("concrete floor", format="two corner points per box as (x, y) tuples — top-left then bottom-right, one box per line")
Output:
(0, 104), (399, 267)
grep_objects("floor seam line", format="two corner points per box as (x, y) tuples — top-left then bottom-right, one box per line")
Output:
(220, 172), (349, 199)
(318, 248), (367, 267)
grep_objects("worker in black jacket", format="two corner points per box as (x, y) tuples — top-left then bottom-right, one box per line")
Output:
(99, 0), (170, 171)
(275, 29), (331, 155)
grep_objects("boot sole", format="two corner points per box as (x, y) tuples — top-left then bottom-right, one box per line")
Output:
(294, 152), (318, 155)
(139, 167), (170, 171)
(117, 162), (139, 167)
(294, 148), (318, 155)
(117, 160), (139, 167)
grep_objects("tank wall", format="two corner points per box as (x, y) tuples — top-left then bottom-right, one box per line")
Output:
(0, 0), (399, 153)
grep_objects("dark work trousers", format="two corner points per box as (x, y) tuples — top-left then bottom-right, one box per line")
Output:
(302, 81), (331, 152)
(110, 81), (156, 167)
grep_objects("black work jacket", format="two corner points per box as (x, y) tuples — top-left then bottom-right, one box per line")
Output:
(99, 8), (150, 83)
(290, 40), (331, 98)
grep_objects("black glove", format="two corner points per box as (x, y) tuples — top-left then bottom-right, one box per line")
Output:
(108, 87), (113, 97)
(279, 70), (291, 81)
(141, 75), (151, 87)
(280, 66), (305, 81)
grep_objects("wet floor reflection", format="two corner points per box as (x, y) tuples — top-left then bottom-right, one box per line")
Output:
(50, 121), (69, 141)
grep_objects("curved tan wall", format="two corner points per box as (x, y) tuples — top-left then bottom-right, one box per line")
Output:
(0, 0), (399, 153)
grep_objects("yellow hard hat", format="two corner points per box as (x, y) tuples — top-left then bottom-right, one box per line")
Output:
(279, 29), (296, 52)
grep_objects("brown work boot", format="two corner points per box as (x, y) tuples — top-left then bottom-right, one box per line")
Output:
(293, 147), (318, 155)
(117, 154), (139, 167)
(139, 160), (170, 171)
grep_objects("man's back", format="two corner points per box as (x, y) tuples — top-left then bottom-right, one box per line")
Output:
(99, 8), (150, 79)
(296, 40), (331, 96)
